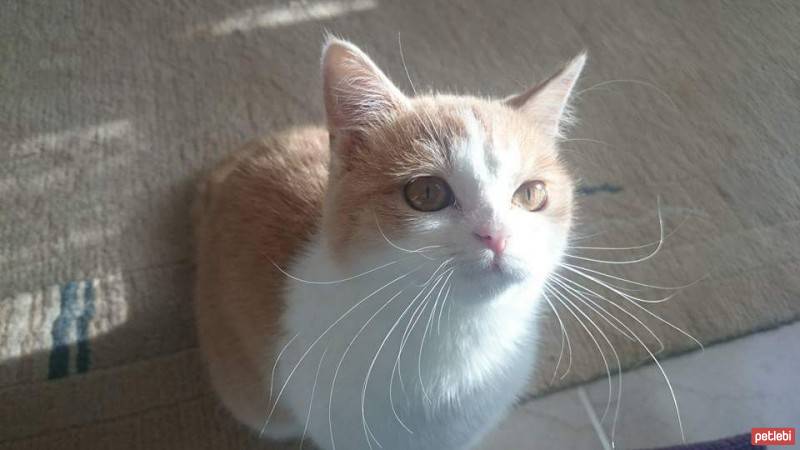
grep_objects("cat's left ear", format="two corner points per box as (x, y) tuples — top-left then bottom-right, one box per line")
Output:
(505, 53), (587, 138)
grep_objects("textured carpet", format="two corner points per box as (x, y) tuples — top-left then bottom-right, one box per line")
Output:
(2, 0), (799, 448)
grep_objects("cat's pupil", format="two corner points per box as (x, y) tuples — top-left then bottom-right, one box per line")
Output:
(403, 176), (453, 212)
(527, 188), (531, 201)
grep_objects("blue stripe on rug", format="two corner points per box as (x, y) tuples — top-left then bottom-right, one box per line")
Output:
(576, 183), (623, 196)
(76, 280), (95, 373)
(48, 282), (79, 380)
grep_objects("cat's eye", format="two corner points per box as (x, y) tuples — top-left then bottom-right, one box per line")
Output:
(404, 176), (454, 212)
(513, 181), (548, 211)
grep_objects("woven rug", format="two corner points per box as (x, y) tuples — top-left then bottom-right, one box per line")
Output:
(2, 0), (799, 448)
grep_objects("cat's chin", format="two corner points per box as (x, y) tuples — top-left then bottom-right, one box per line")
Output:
(467, 252), (528, 277)
(453, 257), (530, 298)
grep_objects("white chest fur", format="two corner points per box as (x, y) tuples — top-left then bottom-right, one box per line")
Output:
(273, 238), (545, 450)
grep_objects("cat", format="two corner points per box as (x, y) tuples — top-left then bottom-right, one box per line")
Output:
(193, 37), (585, 450)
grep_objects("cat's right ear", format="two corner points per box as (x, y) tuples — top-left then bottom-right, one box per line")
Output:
(505, 53), (587, 138)
(322, 38), (409, 133)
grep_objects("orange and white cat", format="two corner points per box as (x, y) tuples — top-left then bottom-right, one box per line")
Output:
(194, 38), (585, 450)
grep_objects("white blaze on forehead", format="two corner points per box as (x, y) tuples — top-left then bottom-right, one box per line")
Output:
(450, 110), (521, 214)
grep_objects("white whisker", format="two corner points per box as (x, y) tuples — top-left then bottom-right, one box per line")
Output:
(436, 277), (454, 336)
(561, 264), (676, 304)
(362, 281), (435, 439)
(263, 265), (423, 438)
(552, 271), (664, 352)
(271, 258), (402, 285)
(395, 295), (432, 396)
(547, 281), (624, 444)
(568, 229), (612, 243)
(560, 277), (688, 444)
(356, 289), (410, 450)
(300, 346), (328, 450)
(393, 268), (451, 398)
(559, 267), (707, 352)
(549, 276), (634, 341)
(559, 137), (610, 147)
(561, 262), (704, 291)
(327, 286), (408, 450)
(629, 336), (686, 443)
(374, 210), (441, 260)
(567, 215), (687, 252)
(542, 292), (573, 382)
(546, 284), (617, 428)
(389, 271), (448, 430)
(418, 268), (455, 404)
(415, 256), (454, 288)
(269, 332), (300, 403)
(565, 200), (666, 265)
(397, 32), (417, 96)
(576, 79), (679, 111)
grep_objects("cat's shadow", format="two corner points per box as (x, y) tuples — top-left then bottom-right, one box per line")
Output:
(1, 0), (327, 446)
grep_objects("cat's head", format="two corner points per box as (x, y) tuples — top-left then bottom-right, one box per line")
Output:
(320, 38), (583, 297)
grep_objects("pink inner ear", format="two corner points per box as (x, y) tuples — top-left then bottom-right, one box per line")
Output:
(322, 39), (409, 132)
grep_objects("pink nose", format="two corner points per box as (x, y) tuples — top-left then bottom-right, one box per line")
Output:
(474, 232), (507, 254)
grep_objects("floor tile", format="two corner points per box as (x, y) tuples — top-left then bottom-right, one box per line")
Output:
(583, 322), (800, 449)
(476, 385), (600, 450)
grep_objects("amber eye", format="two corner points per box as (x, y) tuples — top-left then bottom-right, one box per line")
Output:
(513, 181), (548, 211)
(404, 176), (454, 212)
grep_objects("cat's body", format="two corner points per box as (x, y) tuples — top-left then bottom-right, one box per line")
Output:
(194, 39), (585, 450)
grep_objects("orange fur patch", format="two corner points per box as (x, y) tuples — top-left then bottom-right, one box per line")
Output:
(193, 126), (328, 429)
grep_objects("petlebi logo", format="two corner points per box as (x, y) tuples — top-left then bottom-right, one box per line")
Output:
(751, 427), (796, 446)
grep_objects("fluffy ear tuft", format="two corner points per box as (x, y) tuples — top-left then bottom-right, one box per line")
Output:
(322, 38), (408, 132)
(505, 52), (587, 138)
